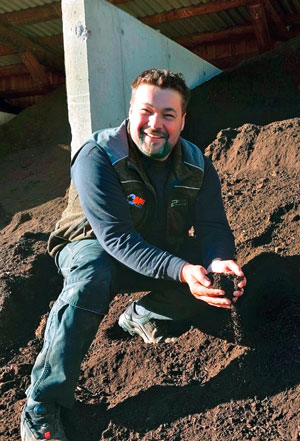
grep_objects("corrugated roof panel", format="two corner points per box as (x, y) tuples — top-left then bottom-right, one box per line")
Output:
(13, 18), (62, 38)
(0, 0), (59, 14)
(279, 0), (296, 13)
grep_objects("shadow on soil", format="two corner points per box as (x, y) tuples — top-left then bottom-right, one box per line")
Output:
(65, 252), (300, 439)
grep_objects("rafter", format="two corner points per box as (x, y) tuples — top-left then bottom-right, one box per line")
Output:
(0, 21), (63, 71)
(21, 51), (50, 87)
(0, 64), (28, 77)
(0, 74), (64, 98)
(248, 3), (272, 51)
(175, 24), (253, 47)
(38, 33), (63, 47)
(0, 3), (61, 27)
(0, 43), (18, 56)
(192, 37), (259, 68)
(140, 0), (258, 26)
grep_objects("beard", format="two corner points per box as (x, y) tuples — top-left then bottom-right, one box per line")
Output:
(137, 128), (173, 160)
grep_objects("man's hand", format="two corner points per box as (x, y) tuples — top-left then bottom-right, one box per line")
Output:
(181, 260), (246, 309)
(207, 259), (246, 304)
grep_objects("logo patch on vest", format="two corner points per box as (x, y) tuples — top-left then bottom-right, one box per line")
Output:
(170, 199), (188, 207)
(127, 194), (145, 208)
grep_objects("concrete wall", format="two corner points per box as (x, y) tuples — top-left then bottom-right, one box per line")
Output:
(62, 0), (221, 154)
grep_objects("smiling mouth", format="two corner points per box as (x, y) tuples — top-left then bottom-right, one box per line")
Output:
(142, 130), (167, 140)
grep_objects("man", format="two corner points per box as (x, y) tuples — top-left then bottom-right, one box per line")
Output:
(21, 69), (246, 441)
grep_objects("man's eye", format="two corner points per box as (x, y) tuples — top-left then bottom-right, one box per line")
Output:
(164, 114), (175, 119)
(141, 109), (151, 114)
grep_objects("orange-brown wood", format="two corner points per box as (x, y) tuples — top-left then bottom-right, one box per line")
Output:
(38, 33), (63, 47)
(21, 51), (49, 86)
(0, 43), (17, 56)
(175, 24), (254, 47)
(0, 63), (28, 77)
(248, 3), (272, 51)
(0, 3), (61, 27)
(0, 72), (64, 98)
(192, 37), (259, 68)
(0, 22), (63, 71)
(141, 0), (258, 26)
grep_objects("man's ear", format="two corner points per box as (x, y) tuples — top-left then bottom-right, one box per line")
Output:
(181, 113), (186, 131)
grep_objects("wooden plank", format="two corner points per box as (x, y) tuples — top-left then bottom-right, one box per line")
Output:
(141, 0), (258, 26)
(192, 37), (258, 65)
(0, 43), (18, 56)
(0, 21), (63, 71)
(175, 24), (253, 47)
(20, 51), (50, 86)
(248, 3), (272, 51)
(0, 63), (28, 77)
(38, 33), (63, 47)
(0, 3), (61, 27)
(0, 74), (64, 98)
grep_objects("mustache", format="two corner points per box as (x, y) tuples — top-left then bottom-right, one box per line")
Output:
(140, 128), (168, 138)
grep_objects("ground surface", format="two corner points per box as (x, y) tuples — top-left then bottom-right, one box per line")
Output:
(0, 39), (300, 441)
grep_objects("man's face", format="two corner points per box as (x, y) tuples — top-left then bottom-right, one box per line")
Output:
(129, 84), (186, 161)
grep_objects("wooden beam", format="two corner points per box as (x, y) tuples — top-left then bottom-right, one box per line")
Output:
(0, 63), (28, 77)
(192, 37), (258, 64)
(264, 0), (290, 39)
(248, 3), (272, 51)
(38, 33), (63, 47)
(0, 43), (18, 56)
(20, 51), (50, 87)
(0, 74), (64, 98)
(175, 24), (253, 47)
(0, 3), (61, 27)
(141, 0), (258, 26)
(0, 21), (63, 71)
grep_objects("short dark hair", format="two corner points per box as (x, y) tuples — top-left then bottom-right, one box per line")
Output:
(131, 68), (190, 113)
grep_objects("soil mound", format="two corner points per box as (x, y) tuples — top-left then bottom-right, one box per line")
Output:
(184, 36), (300, 150)
(1, 37), (300, 441)
(0, 85), (71, 159)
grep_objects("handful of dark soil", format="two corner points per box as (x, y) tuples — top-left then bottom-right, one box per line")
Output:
(206, 273), (243, 301)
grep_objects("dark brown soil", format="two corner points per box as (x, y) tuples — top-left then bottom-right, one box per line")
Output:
(1, 38), (300, 441)
(206, 273), (242, 301)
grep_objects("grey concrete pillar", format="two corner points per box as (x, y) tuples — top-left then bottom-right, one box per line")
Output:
(62, 0), (221, 156)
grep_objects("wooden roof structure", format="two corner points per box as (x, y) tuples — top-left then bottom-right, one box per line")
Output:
(0, 0), (299, 113)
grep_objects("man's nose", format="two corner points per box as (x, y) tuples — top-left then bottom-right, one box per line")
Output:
(148, 113), (162, 129)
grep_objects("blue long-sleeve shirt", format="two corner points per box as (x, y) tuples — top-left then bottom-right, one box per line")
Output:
(71, 139), (235, 282)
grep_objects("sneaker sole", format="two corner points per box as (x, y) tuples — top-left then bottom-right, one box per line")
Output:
(118, 313), (160, 343)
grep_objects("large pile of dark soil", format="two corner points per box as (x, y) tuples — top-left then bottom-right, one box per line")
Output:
(184, 35), (300, 150)
(0, 38), (300, 441)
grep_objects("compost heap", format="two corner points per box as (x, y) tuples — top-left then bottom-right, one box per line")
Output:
(0, 37), (300, 441)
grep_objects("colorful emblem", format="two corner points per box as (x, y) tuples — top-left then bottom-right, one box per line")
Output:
(127, 194), (146, 208)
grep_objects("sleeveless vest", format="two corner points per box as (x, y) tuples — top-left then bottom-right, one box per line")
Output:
(48, 120), (205, 257)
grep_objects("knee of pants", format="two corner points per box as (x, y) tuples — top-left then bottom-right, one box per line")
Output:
(58, 240), (116, 315)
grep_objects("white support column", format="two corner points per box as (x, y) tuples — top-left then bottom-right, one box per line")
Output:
(62, 0), (221, 155)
